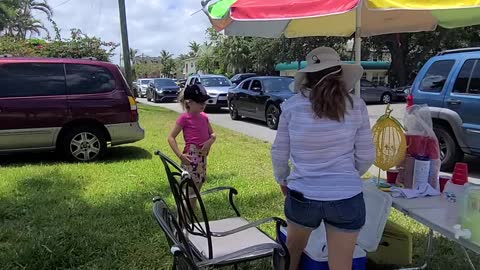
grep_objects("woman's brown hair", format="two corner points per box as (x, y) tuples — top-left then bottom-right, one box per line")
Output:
(301, 66), (353, 121)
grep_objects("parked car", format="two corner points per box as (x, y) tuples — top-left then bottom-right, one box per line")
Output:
(360, 79), (397, 104)
(228, 76), (294, 130)
(176, 79), (187, 88)
(137, 78), (153, 98)
(146, 78), (180, 103)
(132, 81), (139, 97)
(393, 85), (411, 101)
(185, 74), (233, 109)
(0, 57), (145, 161)
(230, 73), (257, 86)
(409, 47), (480, 170)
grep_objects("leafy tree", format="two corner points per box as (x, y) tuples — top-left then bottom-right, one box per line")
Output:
(0, 28), (118, 61)
(0, 0), (18, 33)
(134, 62), (162, 78)
(365, 26), (480, 87)
(277, 36), (349, 69)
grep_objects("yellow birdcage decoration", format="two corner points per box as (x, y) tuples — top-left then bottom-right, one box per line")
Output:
(372, 105), (407, 185)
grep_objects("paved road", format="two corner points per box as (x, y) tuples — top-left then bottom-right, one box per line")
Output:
(138, 98), (480, 180)
(138, 98), (405, 143)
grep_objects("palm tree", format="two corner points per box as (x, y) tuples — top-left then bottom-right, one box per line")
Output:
(17, 17), (48, 37)
(20, 0), (52, 18)
(224, 37), (252, 73)
(196, 43), (216, 73)
(188, 41), (201, 57)
(160, 50), (174, 77)
(160, 49), (173, 60)
(2, 0), (52, 38)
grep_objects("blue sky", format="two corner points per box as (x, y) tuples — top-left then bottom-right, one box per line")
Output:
(35, 0), (211, 63)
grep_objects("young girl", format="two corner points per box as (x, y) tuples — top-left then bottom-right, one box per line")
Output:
(168, 84), (216, 199)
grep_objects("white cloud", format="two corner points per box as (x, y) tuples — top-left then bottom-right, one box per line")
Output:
(35, 0), (211, 63)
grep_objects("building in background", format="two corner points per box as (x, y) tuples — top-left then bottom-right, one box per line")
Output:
(276, 61), (391, 86)
(134, 55), (162, 64)
(182, 57), (203, 77)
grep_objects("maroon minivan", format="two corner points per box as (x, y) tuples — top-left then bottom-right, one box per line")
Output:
(0, 57), (145, 161)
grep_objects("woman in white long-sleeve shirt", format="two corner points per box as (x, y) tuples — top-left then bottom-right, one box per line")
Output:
(271, 47), (375, 270)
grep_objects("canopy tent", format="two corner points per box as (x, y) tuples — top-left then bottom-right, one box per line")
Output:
(202, 0), (480, 95)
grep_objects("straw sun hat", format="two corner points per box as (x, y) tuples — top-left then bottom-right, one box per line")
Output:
(294, 47), (364, 92)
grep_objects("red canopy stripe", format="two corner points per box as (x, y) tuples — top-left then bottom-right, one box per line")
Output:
(230, 0), (360, 20)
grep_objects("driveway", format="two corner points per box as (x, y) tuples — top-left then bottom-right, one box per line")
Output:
(137, 98), (480, 180)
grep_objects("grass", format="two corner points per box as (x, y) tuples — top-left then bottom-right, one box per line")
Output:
(0, 104), (478, 270)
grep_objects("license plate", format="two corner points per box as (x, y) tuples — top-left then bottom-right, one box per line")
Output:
(218, 96), (227, 100)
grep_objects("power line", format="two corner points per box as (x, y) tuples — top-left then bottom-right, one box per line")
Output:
(54, 0), (73, 9)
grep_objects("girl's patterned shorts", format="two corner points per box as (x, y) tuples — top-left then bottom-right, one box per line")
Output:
(182, 144), (207, 186)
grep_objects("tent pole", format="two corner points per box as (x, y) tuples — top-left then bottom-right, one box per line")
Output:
(354, 0), (362, 97)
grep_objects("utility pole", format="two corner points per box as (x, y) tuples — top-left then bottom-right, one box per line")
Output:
(118, 0), (132, 87)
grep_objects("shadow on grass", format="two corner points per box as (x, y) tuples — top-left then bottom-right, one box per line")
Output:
(208, 171), (238, 183)
(0, 170), (172, 270)
(0, 146), (152, 168)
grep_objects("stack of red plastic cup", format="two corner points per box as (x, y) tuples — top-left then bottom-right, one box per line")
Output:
(451, 162), (469, 185)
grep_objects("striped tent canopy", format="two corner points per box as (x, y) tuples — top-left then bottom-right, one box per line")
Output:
(203, 0), (480, 38)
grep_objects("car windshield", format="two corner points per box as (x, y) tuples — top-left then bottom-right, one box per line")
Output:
(230, 74), (241, 81)
(154, 79), (177, 87)
(202, 77), (231, 87)
(263, 78), (294, 92)
(140, 79), (152, 85)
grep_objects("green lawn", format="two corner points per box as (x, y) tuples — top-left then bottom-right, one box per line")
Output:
(0, 104), (478, 269)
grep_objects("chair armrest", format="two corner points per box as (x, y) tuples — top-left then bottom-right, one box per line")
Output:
(201, 186), (238, 196)
(210, 217), (284, 237)
(194, 186), (241, 217)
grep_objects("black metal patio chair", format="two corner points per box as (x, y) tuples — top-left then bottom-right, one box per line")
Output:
(154, 150), (289, 269)
(153, 196), (289, 270)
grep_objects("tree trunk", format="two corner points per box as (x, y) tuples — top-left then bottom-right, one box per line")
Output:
(385, 34), (409, 87)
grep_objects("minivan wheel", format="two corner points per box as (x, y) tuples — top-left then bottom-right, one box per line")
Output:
(381, 93), (392, 104)
(433, 124), (464, 171)
(62, 126), (107, 162)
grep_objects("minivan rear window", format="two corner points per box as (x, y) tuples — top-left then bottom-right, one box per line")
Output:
(419, 60), (455, 93)
(0, 63), (66, 98)
(66, 64), (115, 94)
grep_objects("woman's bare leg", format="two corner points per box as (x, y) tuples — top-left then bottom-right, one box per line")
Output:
(326, 225), (359, 270)
(286, 221), (313, 270)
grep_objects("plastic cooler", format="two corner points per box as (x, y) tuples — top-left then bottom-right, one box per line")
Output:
(279, 183), (392, 270)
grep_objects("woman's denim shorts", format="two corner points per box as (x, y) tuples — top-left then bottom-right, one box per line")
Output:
(284, 190), (366, 232)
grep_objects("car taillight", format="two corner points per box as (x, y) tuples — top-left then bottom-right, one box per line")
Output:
(407, 94), (414, 107)
(128, 96), (139, 122)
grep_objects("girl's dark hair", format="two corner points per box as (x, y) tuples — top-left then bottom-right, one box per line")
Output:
(301, 66), (353, 121)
